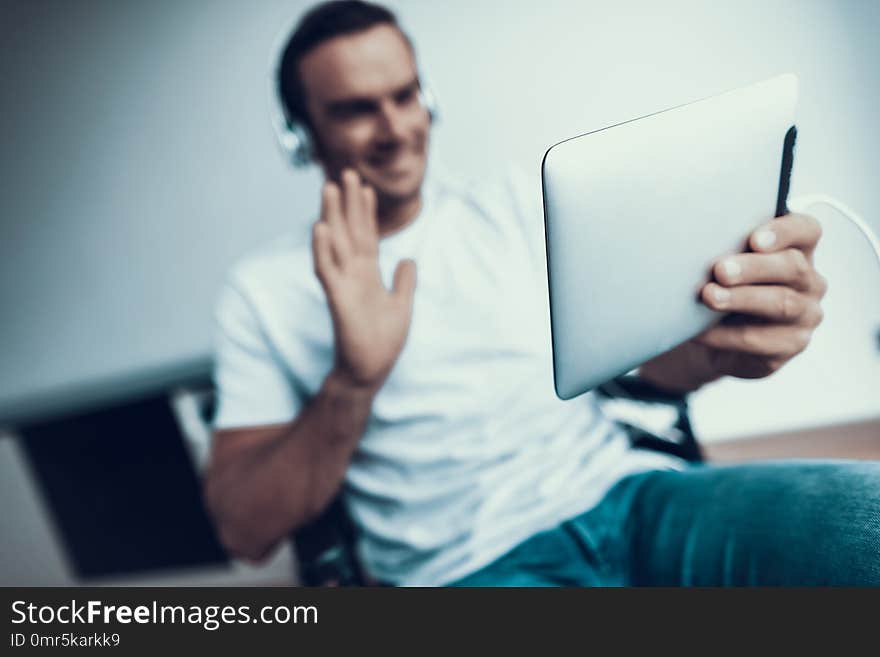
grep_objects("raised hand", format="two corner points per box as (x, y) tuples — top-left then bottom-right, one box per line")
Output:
(311, 169), (417, 390)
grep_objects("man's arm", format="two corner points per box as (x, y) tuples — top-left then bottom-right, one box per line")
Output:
(203, 169), (417, 562)
(204, 370), (377, 562)
(639, 213), (826, 393)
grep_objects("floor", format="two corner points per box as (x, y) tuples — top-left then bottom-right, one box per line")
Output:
(703, 416), (880, 463)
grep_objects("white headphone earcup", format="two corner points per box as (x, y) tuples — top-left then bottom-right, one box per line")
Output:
(420, 86), (439, 123)
(286, 121), (313, 167)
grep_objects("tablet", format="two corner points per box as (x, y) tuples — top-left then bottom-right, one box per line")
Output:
(541, 74), (798, 399)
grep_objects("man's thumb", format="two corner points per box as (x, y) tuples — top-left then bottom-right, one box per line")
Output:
(392, 258), (417, 302)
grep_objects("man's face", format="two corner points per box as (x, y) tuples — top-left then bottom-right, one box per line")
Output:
(299, 24), (430, 206)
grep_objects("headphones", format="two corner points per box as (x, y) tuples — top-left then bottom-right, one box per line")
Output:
(268, 23), (439, 169)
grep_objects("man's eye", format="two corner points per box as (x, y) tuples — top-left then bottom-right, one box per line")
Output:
(330, 102), (374, 120)
(395, 88), (417, 105)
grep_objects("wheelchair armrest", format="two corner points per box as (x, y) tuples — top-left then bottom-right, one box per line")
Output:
(292, 497), (366, 586)
(596, 374), (703, 463)
(596, 374), (689, 409)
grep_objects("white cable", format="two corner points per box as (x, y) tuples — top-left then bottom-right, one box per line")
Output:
(788, 194), (880, 268)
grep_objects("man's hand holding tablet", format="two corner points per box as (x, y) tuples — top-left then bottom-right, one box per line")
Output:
(639, 213), (827, 393)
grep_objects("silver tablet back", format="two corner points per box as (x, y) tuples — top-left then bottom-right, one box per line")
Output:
(542, 74), (798, 399)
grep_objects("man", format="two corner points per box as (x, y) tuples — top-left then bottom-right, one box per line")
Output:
(204, 1), (879, 586)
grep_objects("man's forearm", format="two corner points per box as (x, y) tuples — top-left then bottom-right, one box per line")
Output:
(638, 342), (721, 394)
(205, 369), (378, 561)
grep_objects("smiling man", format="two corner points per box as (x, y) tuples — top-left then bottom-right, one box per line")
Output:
(203, 1), (880, 586)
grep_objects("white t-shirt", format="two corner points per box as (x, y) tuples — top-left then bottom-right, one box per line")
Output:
(212, 170), (683, 585)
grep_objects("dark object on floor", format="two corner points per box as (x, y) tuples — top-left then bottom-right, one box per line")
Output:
(18, 394), (228, 579)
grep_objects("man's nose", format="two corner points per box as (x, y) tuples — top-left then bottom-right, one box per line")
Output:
(375, 100), (409, 142)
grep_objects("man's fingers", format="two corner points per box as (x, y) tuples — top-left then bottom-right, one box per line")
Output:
(348, 184), (379, 253)
(694, 322), (812, 358)
(702, 282), (823, 325)
(362, 184), (379, 237)
(392, 259), (417, 305)
(749, 213), (822, 259)
(341, 168), (365, 245)
(321, 182), (352, 262)
(713, 249), (819, 291)
(311, 221), (337, 286)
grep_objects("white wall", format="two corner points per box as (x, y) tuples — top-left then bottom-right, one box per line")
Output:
(1, 0), (878, 438)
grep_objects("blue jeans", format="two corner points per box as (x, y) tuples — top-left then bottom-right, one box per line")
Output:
(449, 460), (880, 586)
